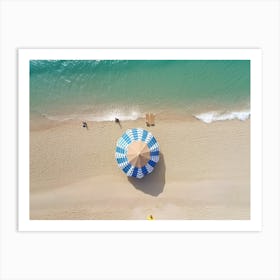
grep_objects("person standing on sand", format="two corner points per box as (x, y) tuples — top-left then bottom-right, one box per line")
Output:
(115, 117), (122, 128)
(82, 121), (88, 129)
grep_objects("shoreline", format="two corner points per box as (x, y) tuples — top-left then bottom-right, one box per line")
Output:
(30, 109), (250, 131)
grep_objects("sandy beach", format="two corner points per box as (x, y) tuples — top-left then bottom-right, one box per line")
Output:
(30, 116), (250, 220)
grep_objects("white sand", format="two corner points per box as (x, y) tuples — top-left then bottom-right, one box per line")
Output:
(30, 117), (250, 220)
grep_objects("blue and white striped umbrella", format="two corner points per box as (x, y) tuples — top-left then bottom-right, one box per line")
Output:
(115, 128), (160, 179)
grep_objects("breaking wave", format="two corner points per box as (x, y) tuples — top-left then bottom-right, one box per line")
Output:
(194, 110), (250, 123)
(43, 110), (142, 122)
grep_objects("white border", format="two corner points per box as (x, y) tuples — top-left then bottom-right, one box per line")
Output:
(18, 49), (262, 231)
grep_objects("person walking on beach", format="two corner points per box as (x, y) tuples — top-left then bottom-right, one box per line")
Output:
(115, 117), (122, 128)
(82, 121), (88, 129)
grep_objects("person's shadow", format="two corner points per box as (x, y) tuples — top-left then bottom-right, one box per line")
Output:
(128, 153), (166, 196)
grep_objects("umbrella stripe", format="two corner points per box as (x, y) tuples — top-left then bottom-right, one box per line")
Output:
(117, 138), (128, 148)
(149, 143), (159, 152)
(132, 128), (138, 140)
(116, 144), (127, 151)
(116, 153), (128, 159)
(141, 130), (148, 142)
(137, 129), (144, 141)
(132, 167), (139, 177)
(116, 146), (125, 154)
(137, 169), (144, 178)
(148, 159), (157, 167)
(115, 149), (127, 156)
(115, 152), (126, 158)
(147, 136), (157, 148)
(150, 155), (159, 163)
(115, 154), (127, 160)
(122, 163), (132, 173)
(126, 130), (134, 141)
(116, 145), (128, 152)
(145, 163), (154, 173)
(118, 161), (130, 169)
(115, 153), (127, 159)
(141, 166), (149, 175)
(144, 132), (153, 145)
(116, 157), (128, 164)
(126, 165), (135, 176)
(150, 150), (159, 156)
(122, 133), (132, 144)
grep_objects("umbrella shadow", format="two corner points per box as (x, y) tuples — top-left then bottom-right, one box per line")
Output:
(128, 153), (166, 197)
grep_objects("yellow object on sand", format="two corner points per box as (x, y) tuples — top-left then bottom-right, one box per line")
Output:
(147, 215), (155, 220)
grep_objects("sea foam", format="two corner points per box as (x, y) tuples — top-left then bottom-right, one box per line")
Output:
(43, 110), (142, 122)
(194, 110), (250, 123)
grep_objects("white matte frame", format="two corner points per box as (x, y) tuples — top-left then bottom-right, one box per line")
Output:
(18, 48), (262, 232)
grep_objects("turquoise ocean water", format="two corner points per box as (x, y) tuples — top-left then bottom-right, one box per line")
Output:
(30, 60), (250, 123)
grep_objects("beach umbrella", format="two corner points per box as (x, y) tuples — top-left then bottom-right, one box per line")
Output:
(115, 128), (160, 179)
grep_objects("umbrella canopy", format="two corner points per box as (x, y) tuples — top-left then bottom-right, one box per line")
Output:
(115, 128), (160, 179)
